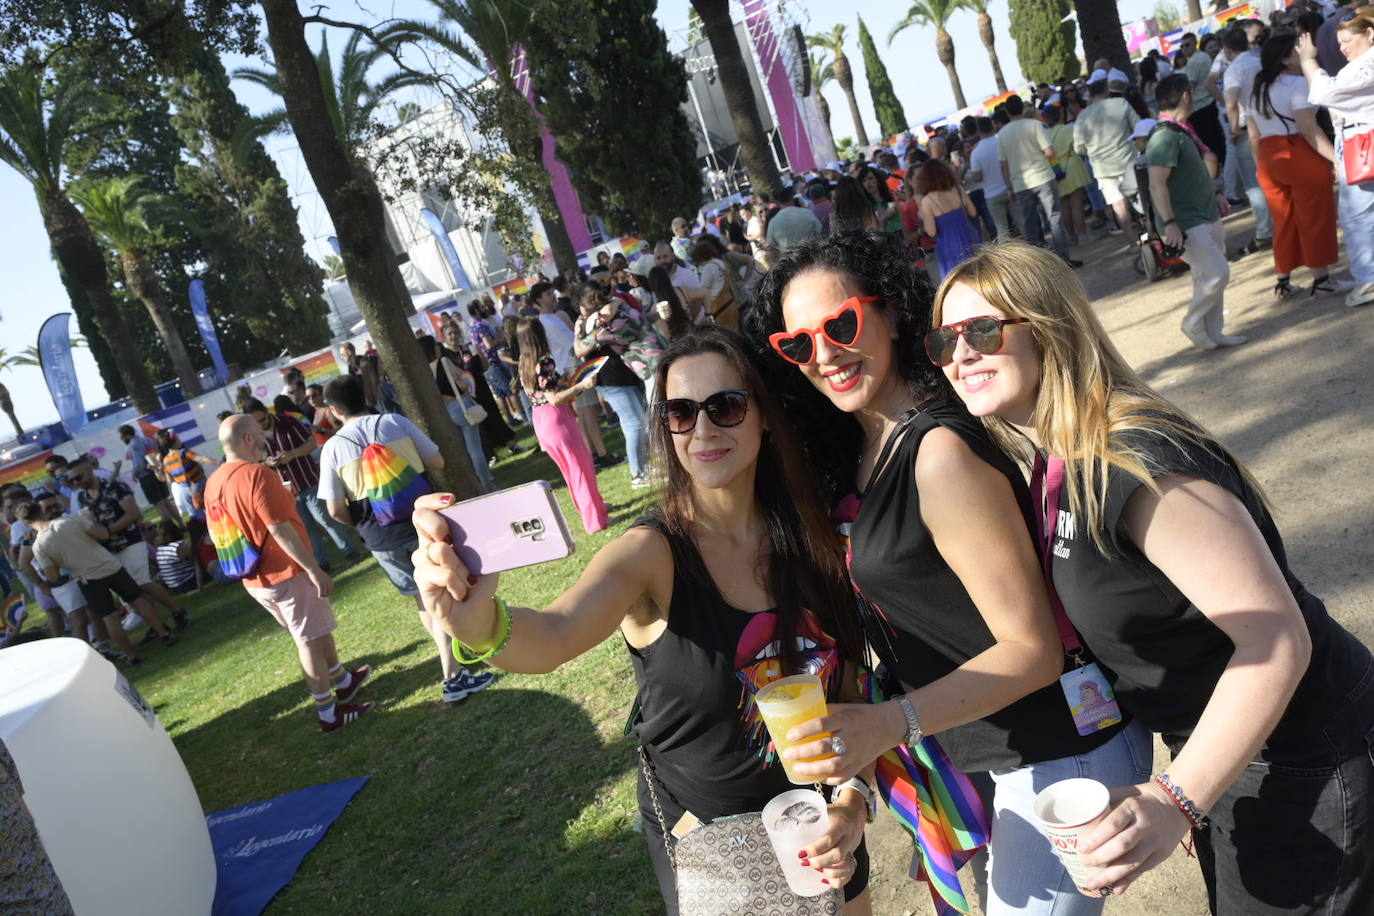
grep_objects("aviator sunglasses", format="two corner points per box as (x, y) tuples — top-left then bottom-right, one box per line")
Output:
(768, 296), (881, 366)
(924, 316), (1030, 367)
(656, 390), (751, 435)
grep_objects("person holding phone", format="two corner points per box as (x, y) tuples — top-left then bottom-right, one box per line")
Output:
(514, 318), (608, 534)
(410, 329), (873, 914)
(931, 241), (1374, 912)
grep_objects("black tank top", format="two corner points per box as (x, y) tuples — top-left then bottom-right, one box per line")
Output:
(629, 517), (843, 820)
(847, 395), (1124, 772)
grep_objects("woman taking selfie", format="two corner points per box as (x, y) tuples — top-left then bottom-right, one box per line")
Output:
(411, 329), (872, 913)
(932, 241), (1374, 913)
(749, 230), (1149, 915)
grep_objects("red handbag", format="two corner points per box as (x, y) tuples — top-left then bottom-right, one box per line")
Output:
(1346, 128), (1374, 185)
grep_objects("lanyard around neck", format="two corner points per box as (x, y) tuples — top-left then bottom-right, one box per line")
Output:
(1030, 451), (1083, 656)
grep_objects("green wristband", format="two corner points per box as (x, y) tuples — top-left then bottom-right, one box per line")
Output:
(453, 596), (512, 665)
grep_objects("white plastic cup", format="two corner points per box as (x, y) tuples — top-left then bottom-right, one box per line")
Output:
(1033, 777), (1111, 896)
(761, 788), (830, 897)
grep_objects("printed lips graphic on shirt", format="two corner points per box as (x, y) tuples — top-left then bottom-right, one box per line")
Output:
(735, 610), (839, 762)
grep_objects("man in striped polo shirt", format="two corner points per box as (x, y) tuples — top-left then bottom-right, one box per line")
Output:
(242, 399), (362, 574)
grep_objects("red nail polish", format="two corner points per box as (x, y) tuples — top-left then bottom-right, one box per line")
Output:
(800, 858), (810, 867)
(821, 878), (830, 885)
(797, 851), (807, 859)
(440, 494), (454, 504)
(467, 574), (478, 586)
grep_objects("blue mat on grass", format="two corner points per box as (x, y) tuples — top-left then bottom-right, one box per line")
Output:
(207, 776), (369, 916)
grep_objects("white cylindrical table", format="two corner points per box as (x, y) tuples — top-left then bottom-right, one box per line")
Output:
(0, 638), (216, 915)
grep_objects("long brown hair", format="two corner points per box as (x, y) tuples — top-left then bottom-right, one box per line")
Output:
(934, 241), (1268, 555)
(648, 328), (863, 671)
(515, 318), (551, 394)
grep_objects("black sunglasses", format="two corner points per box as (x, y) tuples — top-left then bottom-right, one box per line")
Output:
(924, 316), (1030, 366)
(656, 390), (751, 435)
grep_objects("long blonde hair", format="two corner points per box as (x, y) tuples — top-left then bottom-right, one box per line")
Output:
(933, 241), (1268, 555)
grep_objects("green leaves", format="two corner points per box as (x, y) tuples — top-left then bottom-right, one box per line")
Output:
(856, 15), (908, 139)
(1009, 0), (1081, 84)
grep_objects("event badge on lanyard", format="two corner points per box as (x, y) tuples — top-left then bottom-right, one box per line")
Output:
(1033, 453), (1124, 737)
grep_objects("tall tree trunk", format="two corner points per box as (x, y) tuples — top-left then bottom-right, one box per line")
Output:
(539, 187), (579, 276)
(813, 92), (839, 157)
(978, 12), (1008, 93)
(122, 250), (202, 397)
(832, 53), (869, 145)
(691, 0), (787, 199)
(259, 0), (482, 499)
(1186, 0), (1204, 22)
(937, 30), (968, 110)
(40, 195), (160, 415)
(1075, 0), (1133, 76)
(0, 382), (21, 436)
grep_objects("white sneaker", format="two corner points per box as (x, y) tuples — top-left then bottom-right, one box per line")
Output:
(1183, 329), (1218, 351)
(1346, 283), (1374, 308)
(1215, 334), (1249, 347)
(630, 474), (650, 488)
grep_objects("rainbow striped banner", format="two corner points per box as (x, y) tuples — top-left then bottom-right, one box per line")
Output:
(0, 450), (54, 493)
(289, 351), (341, 386)
(861, 671), (989, 916)
(1215, 3), (1254, 25)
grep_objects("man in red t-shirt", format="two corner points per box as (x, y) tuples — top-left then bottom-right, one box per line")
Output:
(205, 415), (373, 734)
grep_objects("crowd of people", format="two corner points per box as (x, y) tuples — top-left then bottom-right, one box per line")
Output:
(2, 6), (1372, 913)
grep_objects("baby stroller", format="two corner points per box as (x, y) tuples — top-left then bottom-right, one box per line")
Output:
(1131, 158), (1190, 282)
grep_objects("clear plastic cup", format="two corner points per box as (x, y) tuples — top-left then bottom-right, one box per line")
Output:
(755, 674), (830, 785)
(1033, 777), (1111, 896)
(761, 788), (830, 897)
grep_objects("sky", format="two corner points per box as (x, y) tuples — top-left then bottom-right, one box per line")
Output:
(0, 0), (1161, 430)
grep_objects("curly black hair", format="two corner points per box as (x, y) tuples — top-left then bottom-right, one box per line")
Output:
(742, 229), (948, 500)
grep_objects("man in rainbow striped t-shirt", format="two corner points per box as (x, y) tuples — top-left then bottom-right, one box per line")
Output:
(206, 415), (373, 735)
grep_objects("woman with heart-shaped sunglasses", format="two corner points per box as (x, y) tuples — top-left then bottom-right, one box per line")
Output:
(748, 229), (1152, 916)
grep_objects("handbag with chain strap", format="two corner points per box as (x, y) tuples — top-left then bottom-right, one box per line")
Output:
(638, 746), (843, 915)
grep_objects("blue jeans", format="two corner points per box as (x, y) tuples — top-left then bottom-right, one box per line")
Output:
(970, 719), (1153, 915)
(1231, 138), (1273, 242)
(1017, 180), (1072, 259)
(295, 489), (360, 566)
(445, 400), (494, 489)
(1339, 168), (1374, 285)
(598, 385), (647, 479)
(969, 188), (997, 238)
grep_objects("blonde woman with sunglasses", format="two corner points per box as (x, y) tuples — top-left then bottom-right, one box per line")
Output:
(749, 230), (1151, 915)
(932, 240), (1374, 914)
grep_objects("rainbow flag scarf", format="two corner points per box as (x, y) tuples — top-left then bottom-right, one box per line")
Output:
(3, 594), (27, 639)
(358, 442), (431, 526)
(860, 670), (989, 916)
(207, 501), (261, 580)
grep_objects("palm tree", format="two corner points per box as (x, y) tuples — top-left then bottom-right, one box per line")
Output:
(962, 0), (1008, 93)
(378, 0), (586, 271)
(808, 25), (868, 146)
(890, 1), (968, 111)
(323, 253), (347, 281)
(70, 176), (202, 397)
(231, 31), (424, 149)
(808, 51), (839, 154)
(1075, 0), (1133, 75)
(0, 348), (38, 436)
(0, 61), (160, 414)
(1186, 0), (1204, 21)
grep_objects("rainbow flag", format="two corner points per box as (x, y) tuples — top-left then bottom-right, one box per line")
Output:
(0, 450), (54, 494)
(618, 236), (644, 256)
(1215, 3), (1253, 25)
(2, 594), (26, 639)
(288, 351), (341, 387)
(861, 671), (989, 916)
(207, 503), (260, 580)
(358, 443), (431, 526)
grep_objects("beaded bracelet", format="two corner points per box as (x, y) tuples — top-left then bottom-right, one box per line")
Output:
(453, 596), (513, 665)
(1153, 773), (1207, 830)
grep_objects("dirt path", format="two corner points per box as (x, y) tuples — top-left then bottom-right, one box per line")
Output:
(864, 209), (1374, 916)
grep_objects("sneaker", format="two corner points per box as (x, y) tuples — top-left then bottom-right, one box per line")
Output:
(442, 670), (495, 703)
(508, 443), (529, 454)
(161, 632), (178, 647)
(1215, 334), (1249, 347)
(139, 628), (160, 646)
(1346, 283), (1374, 308)
(1106, 223), (1123, 235)
(173, 609), (190, 632)
(123, 654), (142, 667)
(1183, 329), (1218, 351)
(594, 453), (625, 470)
(334, 664), (372, 705)
(631, 474), (650, 488)
(320, 701), (374, 734)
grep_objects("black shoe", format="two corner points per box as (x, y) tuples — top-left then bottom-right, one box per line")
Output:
(139, 628), (159, 646)
(594, 453), (624, 470)
(173, 609), (190, 632)
(508, 443), (528, 455)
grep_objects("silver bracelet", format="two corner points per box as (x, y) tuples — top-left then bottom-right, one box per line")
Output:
(1153, 772), (1207, 830)
(895, 694), (923, 748)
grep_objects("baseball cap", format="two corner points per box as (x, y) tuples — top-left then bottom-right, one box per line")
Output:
(825, 160), (844, 172)
(1130, 118), (1158, 140)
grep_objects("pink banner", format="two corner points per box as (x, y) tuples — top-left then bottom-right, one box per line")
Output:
(742, 1), (815, 173)
(1123, 20), (1157, 53)
(510, 47), (593, 254)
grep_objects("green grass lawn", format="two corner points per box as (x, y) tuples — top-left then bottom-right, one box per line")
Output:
(120, 422), (668, 914)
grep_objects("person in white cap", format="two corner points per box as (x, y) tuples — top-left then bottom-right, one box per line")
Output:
(1075, 77), (1141, 235)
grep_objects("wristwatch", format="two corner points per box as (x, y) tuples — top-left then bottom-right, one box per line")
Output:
(840, 776), (878, 823)
(895, 694), (923, 749)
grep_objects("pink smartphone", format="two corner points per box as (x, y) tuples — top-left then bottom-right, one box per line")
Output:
(436, 480), (577, 575)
